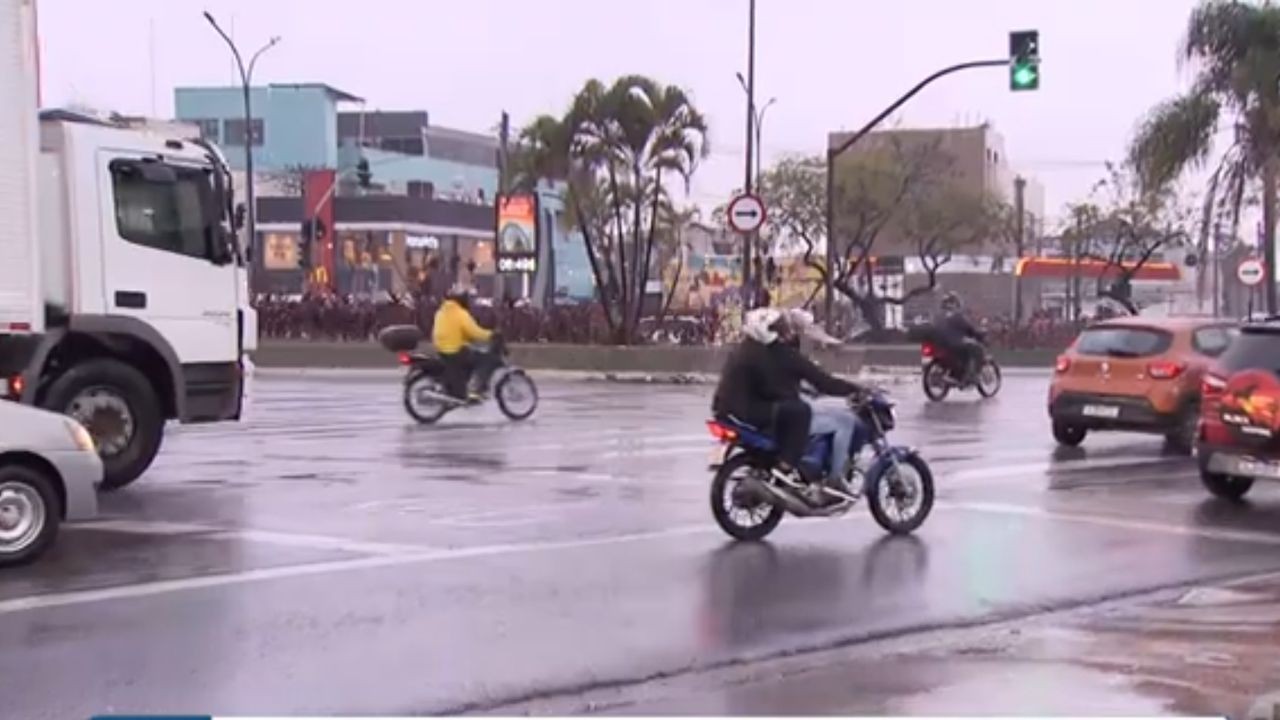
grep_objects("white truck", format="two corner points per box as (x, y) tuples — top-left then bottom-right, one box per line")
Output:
(0, 0), (256, 489)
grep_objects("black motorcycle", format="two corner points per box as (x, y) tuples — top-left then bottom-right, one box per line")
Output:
(377, 325), (539, 425)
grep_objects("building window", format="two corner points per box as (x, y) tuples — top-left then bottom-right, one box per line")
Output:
(224, 118), (265, 146)
(109, 159), (217, 260)
(193, 118), (220, 142)
(427, 135), (497, 167)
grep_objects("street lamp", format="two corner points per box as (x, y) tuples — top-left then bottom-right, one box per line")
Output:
(734, 74), (776, 186)
(203, 11), (279, 272)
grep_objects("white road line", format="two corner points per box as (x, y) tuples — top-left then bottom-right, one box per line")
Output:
(947, 500), (1280, 546)
(75, 519), (430, 556)
(0, 524), (713, 617)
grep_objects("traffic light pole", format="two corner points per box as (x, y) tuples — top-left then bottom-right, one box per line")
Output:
(823, 58), (1011, 333)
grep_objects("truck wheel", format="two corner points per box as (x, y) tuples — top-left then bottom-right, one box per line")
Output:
(43, 359), (163, 491)
(0, 464), (62, 567)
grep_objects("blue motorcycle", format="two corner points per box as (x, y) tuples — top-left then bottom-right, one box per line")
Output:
(706, 389), (934, 541)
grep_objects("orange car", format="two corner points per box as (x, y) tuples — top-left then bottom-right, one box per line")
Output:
(1047, 317), (1238, 452)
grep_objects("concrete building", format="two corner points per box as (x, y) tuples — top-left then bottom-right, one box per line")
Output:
(336, 112), (498, 203)
(827, 123), (1047, 326)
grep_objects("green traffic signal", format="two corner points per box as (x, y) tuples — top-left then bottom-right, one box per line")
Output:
(1009, 30), (1039, 91)
(1011, 60), (1039, 90)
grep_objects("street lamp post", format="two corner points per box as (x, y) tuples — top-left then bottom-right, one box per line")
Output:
(203, 11), (279, 275)
(741, 0), (756, 308)
(736, 72), (777, 189)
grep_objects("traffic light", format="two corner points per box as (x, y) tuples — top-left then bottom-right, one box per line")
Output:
(356, 157), (372, 189)
(299, 217), (326, 269)
(1009, 30), (1040, 91)
(298, 220), (314, 269)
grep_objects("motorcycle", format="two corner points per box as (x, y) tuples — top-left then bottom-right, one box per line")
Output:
(705, 389), (934, 541)
(919, 341), (1002, 402)
(376, 325), (539, 425)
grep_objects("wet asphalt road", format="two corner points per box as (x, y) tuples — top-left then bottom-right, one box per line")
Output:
(6, 371), (1280, 718)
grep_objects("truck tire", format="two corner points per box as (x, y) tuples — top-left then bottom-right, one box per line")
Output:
(42, 358), (163, 491)
(0, 464), (62, 567)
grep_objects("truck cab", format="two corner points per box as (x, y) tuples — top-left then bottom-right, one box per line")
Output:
(0, 112), (256, 489)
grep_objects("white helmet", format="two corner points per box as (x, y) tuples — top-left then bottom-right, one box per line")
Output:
(742, 308), (783, 344)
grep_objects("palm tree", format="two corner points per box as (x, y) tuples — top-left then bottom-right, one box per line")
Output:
(1128, 0), (1280, 312)
(516, 75), (708, 343)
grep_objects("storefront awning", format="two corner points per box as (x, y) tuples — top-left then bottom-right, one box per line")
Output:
(1014, 257), (1182, 282)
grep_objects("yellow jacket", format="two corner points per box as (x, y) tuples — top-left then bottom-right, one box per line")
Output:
(433, 299), (492, 354)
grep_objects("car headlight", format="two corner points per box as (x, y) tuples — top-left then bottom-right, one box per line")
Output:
(65, 419), (96, 453)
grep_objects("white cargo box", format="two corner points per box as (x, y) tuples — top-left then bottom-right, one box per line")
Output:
(0, 0), (42, 334)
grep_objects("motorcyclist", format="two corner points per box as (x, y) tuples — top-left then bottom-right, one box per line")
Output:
(712, 308), (866, 501)
(433, 284), (501, 401)
(933, 292), (985, 382)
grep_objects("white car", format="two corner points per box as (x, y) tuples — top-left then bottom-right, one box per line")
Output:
(0, 402), (101, 566)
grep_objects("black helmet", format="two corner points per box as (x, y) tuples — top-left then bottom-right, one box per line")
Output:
(445, 283), (475, 308)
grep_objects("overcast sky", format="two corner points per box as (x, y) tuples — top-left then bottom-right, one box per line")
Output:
(39, 0), (1206, 230)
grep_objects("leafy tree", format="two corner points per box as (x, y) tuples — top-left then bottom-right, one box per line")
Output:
(755, 139), (1003, 330)
(1128, 0), (1280, 312)
(1063, 164), (1192, 316)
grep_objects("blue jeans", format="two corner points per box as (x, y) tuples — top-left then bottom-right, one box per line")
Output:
(805, 398), (861, 481)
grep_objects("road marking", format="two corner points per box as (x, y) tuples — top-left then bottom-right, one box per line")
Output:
(947, 500), (1280, 546)
(76, 519), (431, 556)
(0, 524), (714, 617)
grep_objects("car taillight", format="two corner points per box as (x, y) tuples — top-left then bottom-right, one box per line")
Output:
(705, 420), (738, 442)
(1147, 361), (1185, 380)
(1054, 355), (1071, 374)
(1201, 372), (1227, 397)
(921, 343), (934, 358)
(3, 374), (23, 398)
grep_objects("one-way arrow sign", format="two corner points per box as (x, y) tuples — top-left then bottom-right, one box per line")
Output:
(727, 193), (766, 234)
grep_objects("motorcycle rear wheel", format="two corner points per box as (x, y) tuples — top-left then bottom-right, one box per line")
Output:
(403, 374), (450, 425)
(921, 360), (951, 402)
(710, 454), (784, 541)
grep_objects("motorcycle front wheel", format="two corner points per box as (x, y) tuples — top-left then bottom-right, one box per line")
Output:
(495, 369), (539, 421)
(976, 360), (1002, 398)
(710, 454), (784, 541)
(867, 453), (934, 535)
(921, 360), (951, 402)
(403, 374), (450, 425)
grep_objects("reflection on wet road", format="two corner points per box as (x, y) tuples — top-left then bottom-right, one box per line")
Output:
(4, 371), (1280, 718)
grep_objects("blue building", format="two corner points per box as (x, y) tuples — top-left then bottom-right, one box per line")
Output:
(173, 83), (592, 304)
(174, 83), (361, 171)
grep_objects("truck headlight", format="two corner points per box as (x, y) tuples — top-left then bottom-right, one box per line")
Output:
(65, 419), (96, 453)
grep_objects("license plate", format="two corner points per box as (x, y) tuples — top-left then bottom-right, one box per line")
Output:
(708, 445), (728, 468)
(1237, 458), (1280, 479)
(1082, 404), (1120, 419)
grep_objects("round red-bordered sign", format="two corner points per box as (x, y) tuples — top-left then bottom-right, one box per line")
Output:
(727, 193), (767, 234)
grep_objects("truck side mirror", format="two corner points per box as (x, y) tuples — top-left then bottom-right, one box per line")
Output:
(208, 228), (236, 266)
(234, 203), (247, 231)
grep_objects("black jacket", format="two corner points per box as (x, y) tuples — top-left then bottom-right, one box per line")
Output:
(934, 311), (983, 348)
(712, 338), (861, 426)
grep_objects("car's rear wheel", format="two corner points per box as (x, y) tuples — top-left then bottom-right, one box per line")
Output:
(1164, 403), (1199, 455)
(1200, 470), (1253, 501)
(1052, 420), (1087, 447)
